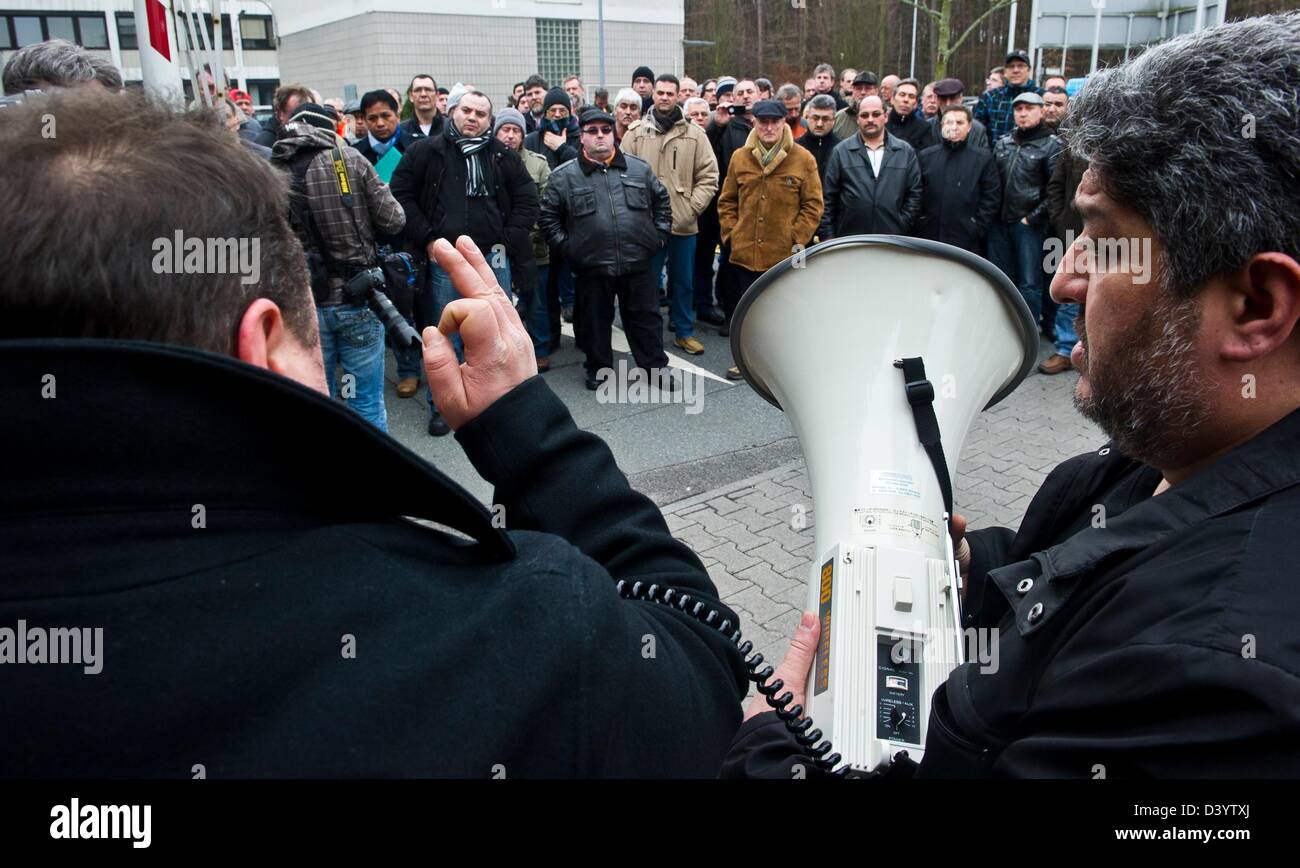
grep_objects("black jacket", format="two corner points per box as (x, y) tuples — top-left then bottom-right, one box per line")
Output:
(1046, 145), (1088, 239)
(991, 122), (1062, 225)
(539, 149), (671, 277)
(917, 139), (1002, 253)
(886, 108), (937, 152)
(400, 112), (444, 141)
(725, 408), (1300, 778)
(253, 113), (282, 148)
(0, 339), (748, 776)
(819, 132), (923, 238)
(928, 114), (989, 150)
(706, 113), (753, 183)
(795, 130), (839, 182)
(389, 128), (539, 292)
(523, 123), (581, 169)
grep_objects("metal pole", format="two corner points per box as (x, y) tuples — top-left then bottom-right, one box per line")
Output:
(1027, 0), (1040, 77)
(910, 2), (918, 78)
(134, 0), (184, 101)
(1090, 0), (1103, 72)
(1008, 1), (1018, 53)
(1061, 13), (1070, 77)
(1124, 13), (1133, 61)
(598, 0), (605, 89)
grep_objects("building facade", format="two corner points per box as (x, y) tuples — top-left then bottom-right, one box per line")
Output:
(0, 0), (281, 104)
(272, 0), (684, 107)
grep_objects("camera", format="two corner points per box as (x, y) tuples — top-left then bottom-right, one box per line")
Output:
(727, 104), (748, 117)
(342, 266), (422, 349)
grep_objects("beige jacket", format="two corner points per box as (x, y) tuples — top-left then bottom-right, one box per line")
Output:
(621, 113), (719, 236)
(717, 124), (824, 273)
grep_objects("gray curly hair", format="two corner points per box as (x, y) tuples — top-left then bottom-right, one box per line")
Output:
(1065, 12), (1300, 299)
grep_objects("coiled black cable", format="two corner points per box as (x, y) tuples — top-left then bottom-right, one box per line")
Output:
(616, 578), (849, 777)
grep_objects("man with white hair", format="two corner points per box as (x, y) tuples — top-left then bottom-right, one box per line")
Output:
(678, 77), (698, 104)
(684, 97), (710, 129)
(613, 87), (642, 144)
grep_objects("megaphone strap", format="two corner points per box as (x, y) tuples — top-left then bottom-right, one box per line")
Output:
(895, 357), (955, 526)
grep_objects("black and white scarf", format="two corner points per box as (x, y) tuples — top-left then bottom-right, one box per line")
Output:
(446, 121), (492, 197)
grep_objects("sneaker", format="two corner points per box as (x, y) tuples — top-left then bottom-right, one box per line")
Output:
(697, 306), (726, 327)
(674, 336), (704, 355)
(396, 376), (419, 398)
(427, 413), (451, 437)
(561, 306), (574, 323)
(585, 372), (602, 390)
(1038, 353), (1073, 375)
(726, 366), (743, 380)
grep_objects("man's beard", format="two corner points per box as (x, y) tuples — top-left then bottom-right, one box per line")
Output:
(1073, 284), (1211, 468)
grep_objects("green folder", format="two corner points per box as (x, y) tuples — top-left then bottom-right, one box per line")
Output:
(375, 146), (403, 183)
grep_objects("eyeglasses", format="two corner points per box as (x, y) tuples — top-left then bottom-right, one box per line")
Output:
(583, 126), (614, 136)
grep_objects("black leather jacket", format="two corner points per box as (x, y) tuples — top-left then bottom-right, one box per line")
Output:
(991, 123), (1062, 225)
(539, 149), (671, 277)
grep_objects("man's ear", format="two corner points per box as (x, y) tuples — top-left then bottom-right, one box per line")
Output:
(237, 299), (329, 395)
(1219, 253), (1300, 364)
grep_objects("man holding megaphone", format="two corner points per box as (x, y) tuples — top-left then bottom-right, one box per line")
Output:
(726, 13), (1300, 778)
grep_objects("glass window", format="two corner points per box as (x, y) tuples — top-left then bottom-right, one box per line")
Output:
(535, 19), (580, 93)
(14, 16), (43, 47)
(79, 15), (109, 50)
(116, 13), (137, 50)
(47, 16), (76, 43)
(0, 18), (12, 51)
(240, 16), (266, 40)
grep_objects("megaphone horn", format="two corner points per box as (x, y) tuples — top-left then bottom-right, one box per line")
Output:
(730, 235), (1038, 774)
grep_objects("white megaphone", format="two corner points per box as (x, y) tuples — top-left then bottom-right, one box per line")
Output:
(730, 235), (1037, 775)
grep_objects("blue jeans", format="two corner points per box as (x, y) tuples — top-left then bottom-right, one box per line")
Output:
(318, 304), (388, 432)
(987, 220), (1048, 323)
(1054, 301), (1080, 357)
(423, 257), (511, 410)
(523, 264), (551, 357)
(652, 234), (698, 338)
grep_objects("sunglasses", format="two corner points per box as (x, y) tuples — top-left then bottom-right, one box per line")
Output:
(583, 126), (614, 135)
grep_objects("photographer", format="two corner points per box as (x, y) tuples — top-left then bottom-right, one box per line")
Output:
(727, 13), (1300, 778)
(0, 91), (748, 777)
(272, 103), (405, 431)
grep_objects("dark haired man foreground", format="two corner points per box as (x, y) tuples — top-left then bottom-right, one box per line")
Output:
(0, 93), (747, 777)
(729, 12), (1300, 778)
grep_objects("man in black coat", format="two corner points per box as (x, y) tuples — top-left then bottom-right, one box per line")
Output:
(725, 12), (1300, 778)
(917, 104), (1000, 254)
(0, 90), (749, 777)
(795, 93), (839, 184)
(540, 107), (673, 391)
(523, 86), (580, 169)
(400, 73), (444, 141)
(390, 89), (539, 436)
(819, 95), (923, 239)
(351, 89), (417, 166)
(885, 77), (937, 153)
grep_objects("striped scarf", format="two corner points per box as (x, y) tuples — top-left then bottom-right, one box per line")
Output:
(446, 121), (492, 197)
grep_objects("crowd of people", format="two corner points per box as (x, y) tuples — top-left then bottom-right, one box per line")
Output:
(3, 13), (1300, 780)
(4, 39), (1083, 437)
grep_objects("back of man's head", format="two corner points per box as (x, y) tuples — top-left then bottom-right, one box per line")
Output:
(1067, 11), (1300, 299)
(0, 91), (316, 356)
(2, 39), (96, 94)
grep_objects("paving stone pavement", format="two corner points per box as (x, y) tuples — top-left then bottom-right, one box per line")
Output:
(660, 359), (1103, 701)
